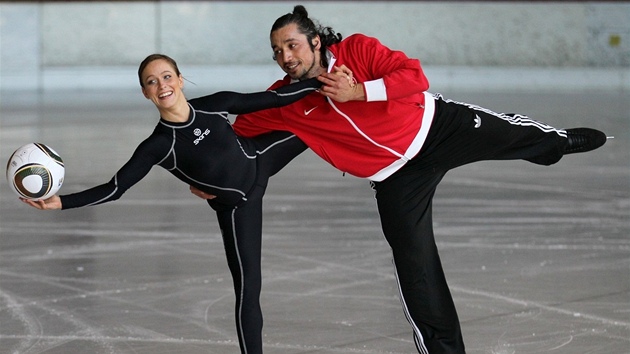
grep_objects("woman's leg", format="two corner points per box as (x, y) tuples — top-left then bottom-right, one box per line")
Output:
(252, 131), (307, 177)
(213, 189), (265, 354)
(209, 131), (305, 353)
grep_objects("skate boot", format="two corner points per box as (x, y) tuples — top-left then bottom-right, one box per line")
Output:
(564, 128), (608, 154)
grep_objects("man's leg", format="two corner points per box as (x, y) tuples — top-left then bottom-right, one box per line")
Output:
(431, 94), (606, 167)
(370, 97), (561, 353)
(374, 166), (465, 354)
(372, 95), (607, 353)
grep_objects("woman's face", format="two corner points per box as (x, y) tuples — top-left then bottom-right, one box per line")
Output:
(141, 59), (184, 109)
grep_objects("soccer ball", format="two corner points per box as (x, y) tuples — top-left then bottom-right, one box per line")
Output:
(6, 143), (65, 200)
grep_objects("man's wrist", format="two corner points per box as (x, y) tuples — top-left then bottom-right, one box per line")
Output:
(353, 83), (366, 101)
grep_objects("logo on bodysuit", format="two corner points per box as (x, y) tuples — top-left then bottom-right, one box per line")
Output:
(474, 115), (482, 129)
(193, 128), (211, 145)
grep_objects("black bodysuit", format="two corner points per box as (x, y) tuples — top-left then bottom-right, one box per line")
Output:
(60, 78), (320, 209)
(58, 78), (321, 354)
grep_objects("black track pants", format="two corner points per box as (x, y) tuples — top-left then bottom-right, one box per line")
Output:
(372, 95), (567, 354)
(210, 131), (307, 354)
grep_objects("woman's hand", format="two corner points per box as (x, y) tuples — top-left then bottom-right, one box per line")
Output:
(21, 195), (62, 210)
(317, 65), (365, 102)
(190, 186), (217, 200)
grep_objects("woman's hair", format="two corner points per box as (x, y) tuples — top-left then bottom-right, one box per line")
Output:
(137, 53), (181, 88)
(271, 5), (342, 68)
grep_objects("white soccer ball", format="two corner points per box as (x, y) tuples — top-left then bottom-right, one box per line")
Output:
(6, 143), (65, 200)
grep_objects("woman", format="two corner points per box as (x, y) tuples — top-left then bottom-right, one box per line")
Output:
(21, 53), (324, 354)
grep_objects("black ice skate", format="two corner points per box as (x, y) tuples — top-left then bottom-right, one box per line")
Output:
(564, 128), (608, 154)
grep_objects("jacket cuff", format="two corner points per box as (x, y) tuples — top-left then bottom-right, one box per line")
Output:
(363, 78), (387, 102)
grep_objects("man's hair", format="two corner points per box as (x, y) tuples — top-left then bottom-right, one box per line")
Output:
(271, 5), (342, 68)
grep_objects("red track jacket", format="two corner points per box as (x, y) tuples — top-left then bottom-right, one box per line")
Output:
(233, 33), (435, 181)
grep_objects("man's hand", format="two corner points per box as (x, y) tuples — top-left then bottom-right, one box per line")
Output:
(190, 186), (217, 200)
(317, 65), (365, 103)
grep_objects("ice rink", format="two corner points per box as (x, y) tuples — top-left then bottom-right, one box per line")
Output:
(1, 86), (628, 353)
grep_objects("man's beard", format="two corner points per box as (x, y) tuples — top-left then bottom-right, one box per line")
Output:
(295, 52), (319, 81)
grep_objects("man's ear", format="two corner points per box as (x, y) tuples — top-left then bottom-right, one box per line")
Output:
(312, 35), (321, 50)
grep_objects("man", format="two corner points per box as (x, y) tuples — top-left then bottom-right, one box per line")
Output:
(196, 5), (608, 353)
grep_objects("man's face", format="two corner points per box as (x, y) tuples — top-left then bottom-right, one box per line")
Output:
(271, 23), (324, 80)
